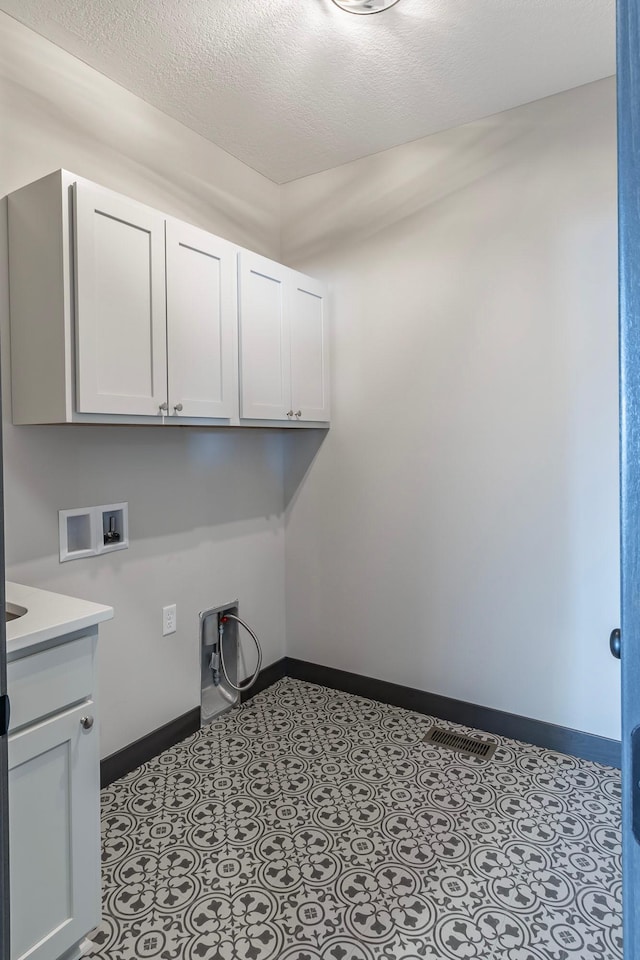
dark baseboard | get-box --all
[100,708,200,788]
[285,657,621,769]
[100,658,288,787]
[241,657,287,703]
[101,656,620,785]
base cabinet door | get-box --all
[9,702,100,960]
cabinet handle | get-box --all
[158,402,168,413]
[287,410,294,418]
[173,403,183,413]
[295,410,302,418]
[80,715,94,731]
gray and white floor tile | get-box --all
[85,678,622,960]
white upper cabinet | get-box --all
[238,252,291,420]
[7,170,329,428]
[239,252,329,423]
[165,219,236,419]
[290,274,330,423]
[74,181,168,416]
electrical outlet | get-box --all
[162,604,177,636]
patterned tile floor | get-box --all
[86,678,622,960]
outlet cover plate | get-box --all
[163,604,177,636]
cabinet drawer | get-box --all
[8,635,95,731]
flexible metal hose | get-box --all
[218,612,263,692]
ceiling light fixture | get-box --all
[331,0,402,13]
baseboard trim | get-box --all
[285,657,621,769]
[241,657,287,703]
[100,659,288,787]
[100,708,200,788]
[101,656,620,785]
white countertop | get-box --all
[6,581,113,659]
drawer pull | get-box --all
[80,715,94,731]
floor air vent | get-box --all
[423,725,497,760]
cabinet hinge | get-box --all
[0,694,9,737]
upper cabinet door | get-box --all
[73,182,168,416]
[289,272,330,423]
[238,252,291,421]
[166,220,237,419]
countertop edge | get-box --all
[6,580,114,660]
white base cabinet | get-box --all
[8,633,101,960]
[8,170,329,429]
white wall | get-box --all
[0,12,285,758]
[0,10,621,750]
[281,78,621,740]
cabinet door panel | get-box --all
[238,252,290,420]
[9,702,100,960]
[289,273,330,422]
[166,221,236,419]
[74,182,167,416]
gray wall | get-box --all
[0,12,285,758]
[281,78,621,740]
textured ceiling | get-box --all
[0,0,615,183]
